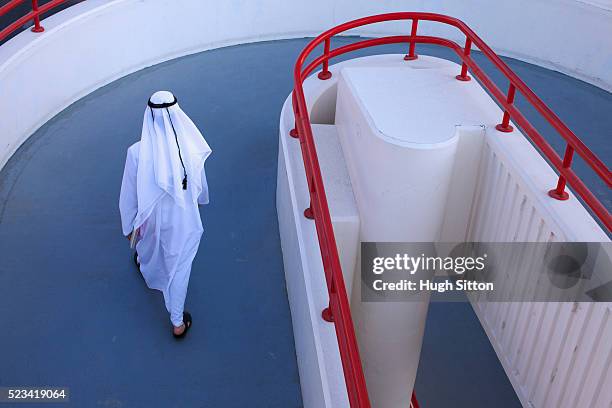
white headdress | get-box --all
[133,91,211,228]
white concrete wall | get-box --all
[310,124,361,299]
[464,126,610,408]
[277,127,336,408]
[277,97,354,408]
[439,125,487,241]
[1,0,611,169]
[335,66,451,408]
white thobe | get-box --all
[119,141,209,326]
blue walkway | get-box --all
[0,38,610,407]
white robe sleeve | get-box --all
[119,147,138,236]
[198,165,209,205]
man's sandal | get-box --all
[173,312,192,339]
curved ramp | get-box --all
[0,38,609,407]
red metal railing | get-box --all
[0,0,69,43]
[291,12,611,408]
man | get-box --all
[119,91,211,338]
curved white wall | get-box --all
[0,0,611,169]
[1,0,611,169]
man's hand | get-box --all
[126,233,132,241]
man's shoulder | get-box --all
[127,141,140,152]
[127,142,140,161]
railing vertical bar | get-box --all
[404,18,419,60]
[322,273,335,322]
[548,145,574,200]
[318,38,333,80]
[289,92,300,138]
[456,37,472,81]
[30,0,44,32]
[304,171,315,218]
[289,125,299,138]
[1,0,75,42]
[304,203,314,219]
[496,83,516,132]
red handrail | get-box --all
[291,12,611,408]
[0,0,69,43]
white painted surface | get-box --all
[277,106,362,407]
[339,67,470,146]
[277,134,332,408]
[335,57,524,408]
[1,0,611,170]
[335,65,455,408]
[439,125,486,241]
[334,56,510,243]
[463,125,610,408]
[309,125,361,298]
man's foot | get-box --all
[173,324,185,336]
[172,312,192,339]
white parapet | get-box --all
[277,119,360,407]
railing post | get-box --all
[456,38,472,81]
[304,204,314,219]
[322,305,334,322]
[411,392,420,408]
[304,172,315,219]
[496,84,516,132]
[290,93,300,138]
[548,145,573,200]
[289,125,299,138]
[322,277,335,322]
[31,0,45,33]
[318,38,332,80]
[404,19,419,61]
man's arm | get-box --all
[119,148,138,236]
[198,164,209,206]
